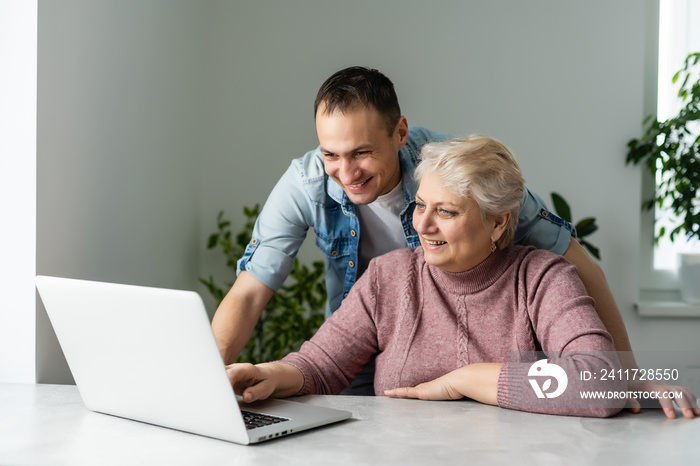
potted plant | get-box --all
[626,52,700,303]
[200,206,326,363]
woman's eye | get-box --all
[415,202,426,210]
[439,208,456,217]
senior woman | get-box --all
[227,136,625,417]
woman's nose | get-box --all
[414,211,435,233]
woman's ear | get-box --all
[490,212,511,244]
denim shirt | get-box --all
[238,127,575,317]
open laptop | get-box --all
[35,275,351,444]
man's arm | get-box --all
[211,271,275,365]
[211,155,320,364]
[564,237,700,419]
[563,238,632,353]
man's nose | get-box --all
[340,158,359,182]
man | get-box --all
[212,67,698,418]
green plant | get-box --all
[626,52,700,242]
[200,206,326,364]
[550,192,600,260]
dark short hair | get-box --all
[314,66,401,135]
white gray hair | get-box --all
[414,136,525,249]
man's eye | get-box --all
[355,151,370,157]
[323,153,338,160]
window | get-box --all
[637,0,700,313]
[653,0,700,271]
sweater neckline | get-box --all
[423,246,516,295]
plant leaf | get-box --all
[550,192,572,223]
[575,217,598,237]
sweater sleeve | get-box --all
[280,262,380,395]
[497,252,626,417]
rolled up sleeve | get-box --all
[237,162,315,292]
[514,186,575,256]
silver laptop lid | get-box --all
[35,275,250,443]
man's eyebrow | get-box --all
[320,144,374,155]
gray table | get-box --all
[0,383,698,465]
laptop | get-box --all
[35,275,351,444]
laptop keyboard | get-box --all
[241,410,290,430]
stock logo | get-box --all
[528,360,568,399]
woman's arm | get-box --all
[228,260,383,397]
[280,267,380,395]
[498,252,625,417]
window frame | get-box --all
[636,0,700,314]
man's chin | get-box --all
[343,190,378,205]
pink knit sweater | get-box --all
[282,245,624,417]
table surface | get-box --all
[1,383,698,465]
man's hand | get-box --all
[226,361,304,403]
[625,379,700,419]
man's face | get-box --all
[316,103,408,205]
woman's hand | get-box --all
[384,363,502,405]
[384,373,465,401]
[226,362,304,403]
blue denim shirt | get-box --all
[238,127,575,317]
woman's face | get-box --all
[413,172,508,273]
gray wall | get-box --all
[36,0,700,383]
[37,0,206,382]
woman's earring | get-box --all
[490,242,497,252]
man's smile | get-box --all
[346,177,372,190]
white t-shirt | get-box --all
[357,180,408,274]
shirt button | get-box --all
[351,230,357,237]
[252,238,258,244]
[344,293,348,298]
[541,210,549,218]
[331,250,338,256]
[349,261,355,268]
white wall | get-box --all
[33,0,700,383]
[0,0,37,383]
